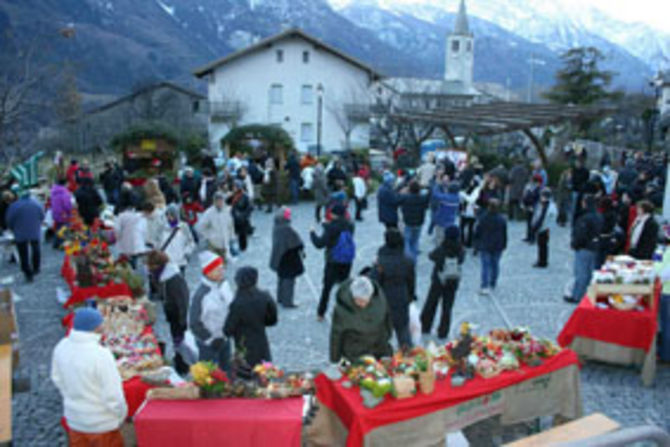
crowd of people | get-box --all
[0,146,667,445]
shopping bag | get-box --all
[409,302,422,346]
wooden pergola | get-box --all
[390,102,616,167]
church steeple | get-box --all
[444,0,474,88]
[453,0,471,36]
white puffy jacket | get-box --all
[51,330,127,433]
[114,210,146,256]
[196,205,234,254]
[161,222,195,267]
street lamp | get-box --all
[316,83,324,157]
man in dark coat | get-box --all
[327,160,347,190]
[398,181,431,263]
[474,199,507,294]
[377,171,400,229]
[224,267,278,369]
[180,167,201,201]
[100,161,122,205]
[285,153,301,204]
[330,276,393,363]
[571,159,590,225]
[310,204,355,321]
[74,178,103,226]
[6,191,44,282]
[567,195,603,303]
[269,207,304,308]
[507,161,529,221]
[375,229,415,348]
[628,200,659,260]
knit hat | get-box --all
[350,276,374,302]
[235,266,258,289]
[73,308,104,332]
[444,225,460,241]
[332,203,346,217]
[200,251,223,276]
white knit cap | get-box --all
[350,276,374,302]
[199,251,223,275]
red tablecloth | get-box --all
[134,398,304,447]
[61,255,133,308]
[557,281,660,352]
[315,349,579,447]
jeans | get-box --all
[354,198,364,221]
[197,338,231,375]
[572,249,596,301]
[16,240,40,280]
[277,276,296,306]
[318,262,352,317]
[289,178,300,204]
[480,250,502,289]
[460,217,475,247]
[421,278,458,339]
[537,229,549,266]
[395,323,413,349]
[403,225,422,263]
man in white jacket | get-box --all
[188,251,234,373]
[196,192,235,261]
[51,307,127,445]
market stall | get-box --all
[307,327,582,446]
[61,254,133,308]
[558,256,659,386]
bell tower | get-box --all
[445,0,474,89]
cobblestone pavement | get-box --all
[7,201,670,446]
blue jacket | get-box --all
[474,211,507,253]
[6,196,44,242]
[432,185,460,228]
[377,183,400,225]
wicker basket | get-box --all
[392,376,416,399]
[418,370,435,394]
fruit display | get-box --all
[590,257,657,310]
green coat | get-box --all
[330,278,393,363]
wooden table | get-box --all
[504,413,620,446]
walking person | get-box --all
[6,190,44,282]
[420,225,464,341]
[50,178,73,249]
[161,204,195,275]
[566,195,602,304]
[313,164,330,223]
[310,204,355,321]
[189,251,234,373]
[51,308,127,446]
[197,192,235,261]
[269,207,304,309]
[146,250,190,375]
[225,266,278,369]
[531,188,558,268]
[230,180,253,253]
[352,170,367,222]
[474,199,507,295]
[398,181,430,263]
[375,229,415,349]
[377,171,400,229]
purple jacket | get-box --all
[50,184,72,225]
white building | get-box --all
[652,70,670,144]
[193,28,383,153]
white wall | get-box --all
[207,36,373,153]
[660,85,670,116]
[444,35,474,89]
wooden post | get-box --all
[522,128,549,169]
[441,125,458,148]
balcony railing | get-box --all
[208,101,244,121]
[344,103,371,121]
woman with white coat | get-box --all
[114,203,146,268]
[196,192,236,261]
[352,171,367,222]
[161,204,195,275]
[459,177,481,248]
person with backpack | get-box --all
[375,229,415,348]
[420,225,464,340]
[310,204,355,321]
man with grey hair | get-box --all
[329,275,393,363]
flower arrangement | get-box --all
[190,361,230,398]
[253,361,285,385]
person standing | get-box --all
[417,153,436,188]
[146,251,190,375]
[50,178,73,249]
[421,225,464,340]
[285,152,301,204]
[459,177,481,249]
[531,188,557,268]
[596,197,619,268]
[197,192,235,261]
[189,251,234,373]
[6,190,44,282]
[262,158,279,213]
[180,167,200,201]
[114,203,146,269]
[521,175,542,243]
[66,159,80,192]
[74,178,103,227]
[628,200,659,260]
[507,160,529,221]
[310,204,355,321]
[375,229,415,349]
[313,164,330,223]
[377,171,400,229]
[352,170,367,222]
[230,180,253,253]
[143,179,166,210]
[398,181,430,263]
[432,177,460,247]
[474,200,507,295]
[225,266,278,369]
[100,161,122,206]
[161,205,195,275]
[571,159,590,225]
[269,208,304,309]
[51,308,127,446]
[329,276,393,363]
[556,167,573,226]
[141,202,166,253]
[566,195,602,304]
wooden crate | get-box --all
[587,283,655,308]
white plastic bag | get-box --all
[409,302,422,346]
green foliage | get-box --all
[545,161,569,188]
[179,132,208,165]
[221,124,294,155]
[544,47,622,106]
[110,122,179,150]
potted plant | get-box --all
[415,352,435,394]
